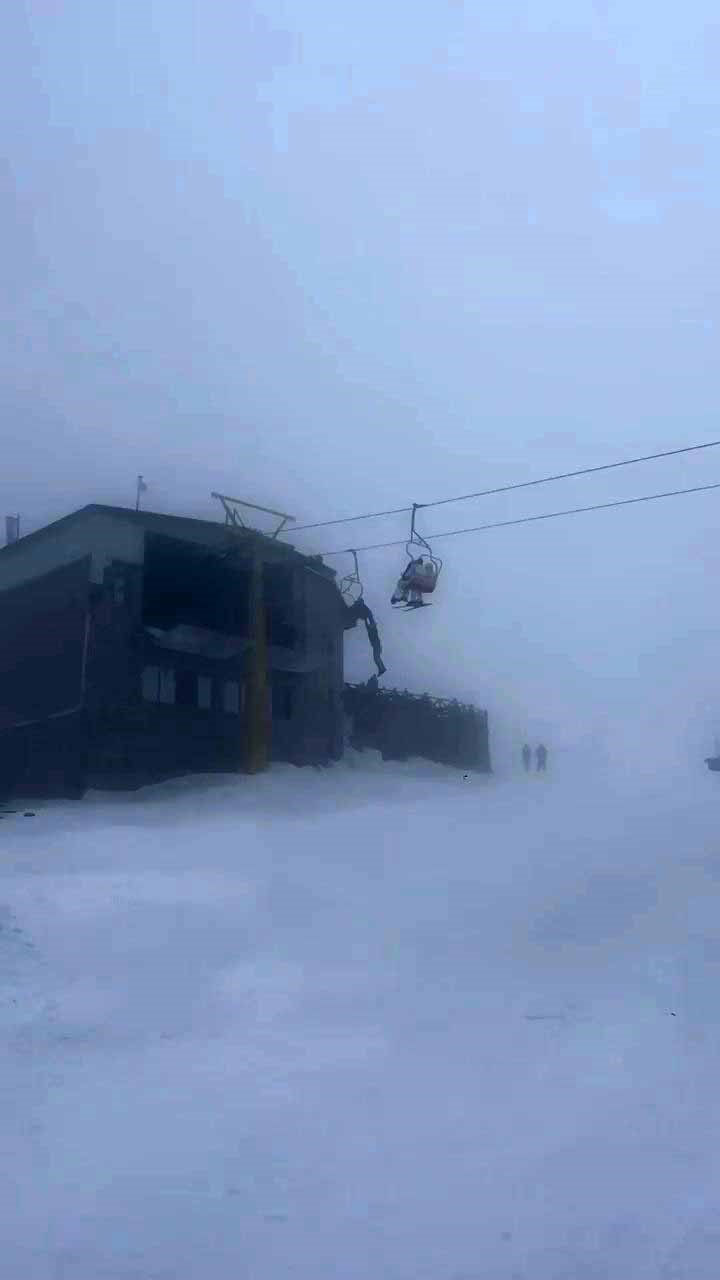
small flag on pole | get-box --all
[136,475,148,511]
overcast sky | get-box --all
[2,0,718,767]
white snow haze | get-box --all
[4,761,720,1279]
[2,0,720,1275]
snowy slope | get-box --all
[2,753,720,1279]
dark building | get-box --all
[0,505,347,795]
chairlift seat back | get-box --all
[406,556,439,594]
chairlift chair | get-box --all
[391,505,443,610]
[340,550,386,678]
[338,550,363,607]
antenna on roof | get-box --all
[211,492,296,538]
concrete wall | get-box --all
[0,711,88,799]
[86,704,245,788]
[86,562,146,716]
[0,558,94,796]
[0,511,145,591]
[0,557,91,728]
[294,567,346,763]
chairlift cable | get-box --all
[285,438,720,534]
[320,479,720,558]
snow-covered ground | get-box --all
[3,751,720,1279]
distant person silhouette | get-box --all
[522,744,532,773]
[536,743,548,773]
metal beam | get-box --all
[211,493,296,538]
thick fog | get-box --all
[2,0,718,772]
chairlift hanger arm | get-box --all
[409,503,433,555]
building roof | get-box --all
[0,503,336,579]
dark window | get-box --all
[142,666,176,704]
[142,666,160,702]
[159,669,176,704]
[224,681,241,714]
[267,616,297,649]
[264,566,297,649]
[176,670,198,708]
[142,533,250,633]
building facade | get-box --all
[0,505,347,796]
